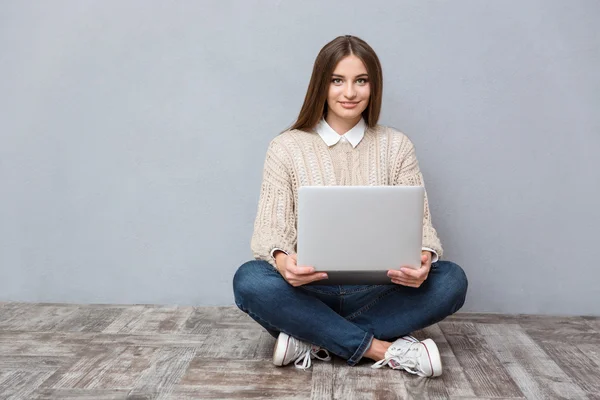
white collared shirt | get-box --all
[271,117,439,264]
[315,116,366,148]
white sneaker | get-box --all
[371,335,442,377]
[272,332,331,370]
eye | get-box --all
[332,78,342,84]
[357,78,368,85]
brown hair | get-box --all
[286,35,383,133]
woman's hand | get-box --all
[387,251,433,288]
[275,253,328,287]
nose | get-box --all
[344,82,356,99]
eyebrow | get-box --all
[332,73,369,78]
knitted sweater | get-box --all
[250,124,443,267]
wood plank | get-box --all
[77,303,149,309]
[101,306,147,334]
[197,327,269,359]
[575,342,600,400]
[31,388,129,400]
[128,347,196,400]
[173,358,312,400]
[414,324,476,398]
[477,323,589,399]
[211,306,257,328]
[0,370,55,400]
[0,331,98,357]
[0,355,72,372]
[111,306,194,335]
[529,336,600,399]
[40,345,127,389]
[310,355,334,400]
[81,346,159,389]
[520,316,599,343]
[176,307,216,335]
[440,322,524,398]
[90,333,206,348]
[448,397,526,400]
[52,307,125,333]
[582,316,600,332]
[0,304,79,331]
[0,304,40,329]
[180,306,256,335]
[577,343,600,367]
[252,330,276,360]
[403,373,449,400]
[447,313,522,324]
[332,359,409,400]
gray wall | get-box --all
[1,1,599,315]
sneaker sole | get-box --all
[272,332,290,366]
[422,339,443,377]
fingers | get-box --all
[390,277,421,287]
[388,273,421,287]
[287,254,320,276]
[287,272,328,287]
[307,272,329,284]
[289,265,316,275]
[283,255,327,285]
[395,266,428,281]
[388,266,428,288]
[389,275,422,287]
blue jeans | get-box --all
[233,260,468,366]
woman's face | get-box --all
[326,54,370,125]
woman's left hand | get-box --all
[387,251,432,288]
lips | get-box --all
[340,101,359,109]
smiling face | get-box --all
[326,54,371,131]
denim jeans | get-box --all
[233,260,468,366]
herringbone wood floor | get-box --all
[0,302,599,399]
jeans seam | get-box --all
[343,285,379,294]
[345,286,398,321]
[448,273,468,313]
[238,303,282,333]
[347,331,374,366]
[235,300,276,330]
[299,286,336,295]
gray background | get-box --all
[1,1,599,315]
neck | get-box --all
[325,114,362,135]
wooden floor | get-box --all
[0,303,599,400]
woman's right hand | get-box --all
[275,253,328,287]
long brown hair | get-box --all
[286,35,383,133]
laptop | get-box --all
[297,185,424,285]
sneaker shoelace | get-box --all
[371,335,425,375]
[293,342,332,370]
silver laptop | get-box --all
[297,185,424,285]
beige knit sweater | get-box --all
[250,124,443,267]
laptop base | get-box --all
[305,271,394,286]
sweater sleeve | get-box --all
[392,136,444,259]
[250,139,297,267]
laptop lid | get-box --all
[297,186,424,275]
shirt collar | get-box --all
[316,117,366,148]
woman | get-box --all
[232,35,468,378]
